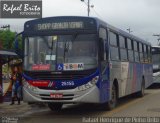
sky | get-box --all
[0,0,160,45]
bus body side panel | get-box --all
[120,62,131,97]
[125,63,143,95]
[109,61,121,99]
[116,62,151,97]
[110,62,153,98]
[143,64,153,88]
[98,67,110,103]
[110,61,139,98]
[129,63,152,93]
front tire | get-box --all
[48,103,63,111]
[107,84,117,110]
[102,84,118,110]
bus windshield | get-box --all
[153,54,160,64]
[152,53,160,71]
[24,34,98,71]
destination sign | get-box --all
[24,17,97,33]
[36,22,84,30]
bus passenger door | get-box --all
[99,28,109,103]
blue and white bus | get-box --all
[18,16,152,110]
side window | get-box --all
[110,47,119,60]
[143,45,148,63]
[127,38,134,62]
[134,52,139,62]
[99,28,107,60]
[143,45,146,52]
[110,32,117,46]
[120,49,127,61]
[128,50,134,61]
[127,38,132,50]
[119,36,126,48]
[99,28,107,40]
[140,53,144,62]
[139,43,144,62]
[134,41,138,51]
[148,46,151,63]
[119,35,127,61]
[139,43,143,52]
[134,41,139,62]
[110,31,119,61]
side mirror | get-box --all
[14,32,23,58]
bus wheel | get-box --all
[137,78,145,97]
[105,84,117,110]
[48,103,63,111]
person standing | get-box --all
[10,66,22,105]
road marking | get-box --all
[98,89,160,117]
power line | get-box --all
[80,0,104,20]
[91,7,104,20]
[80,0,91,16]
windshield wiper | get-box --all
[41,36,52,49]
[63,34,78,62]
[25,37,29,57]
[50,39,54,60]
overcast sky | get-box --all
[0,0,160,45]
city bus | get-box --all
[17,16,153,111]
[152,46,160,83]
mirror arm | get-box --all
[14,31,23,58]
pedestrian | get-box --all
[10,66,22,105]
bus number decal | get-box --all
[61,81,75,86]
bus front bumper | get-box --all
[23,85,100,103]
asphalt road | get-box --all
[1,85,160,123]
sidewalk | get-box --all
[0,102,48,117]
[0,102,31,116]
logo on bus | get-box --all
[57,63,84,71]
[57,64,63,71]
[48,81,55,87]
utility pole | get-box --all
[153,34,160,46]
[81,0,94,17]
[88,0,90,17]
[127,27,133,34]
[1,25,10,31]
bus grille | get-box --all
[37,87,76,90]
[24,69,95,80]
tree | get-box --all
[0,30,22,50]
[0,39,2,49]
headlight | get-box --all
[23,80,38,92]
[77,76,99,91]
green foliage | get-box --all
[2,64,11,74]
[0,30,22,50]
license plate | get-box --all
[50,93,63,98]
